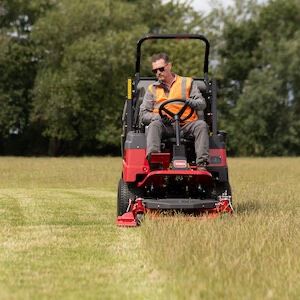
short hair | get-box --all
[151,53,170,63]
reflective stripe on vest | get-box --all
[152,84,156,100]
[181,77,186,99]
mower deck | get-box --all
[116,195,233,227]
[143,198,218,209]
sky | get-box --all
[189,0,267,13]
[190,0,235,13]
[162,0,238,13]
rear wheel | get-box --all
[117,179,142,216]
[212,182,231,199]
[214,182,232,200]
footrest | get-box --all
[149,153,171,169]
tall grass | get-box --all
[0,157,299,299]
[141,158,300,299]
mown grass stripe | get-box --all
[0,185,166,299]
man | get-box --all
[139,53,209,170]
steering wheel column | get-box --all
[158,99,195,170]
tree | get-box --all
[0,36,36,136]
[211,0,300,155]
[30,0,204,155]
[0,0,55,154]
[5,0,299,156]
[0,0,205,155]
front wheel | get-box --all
[117,179,142,216]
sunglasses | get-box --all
[152,64,168,74]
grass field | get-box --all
[0,157,299,300]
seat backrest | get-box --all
[133,79,155,128]
[137,79,156,94]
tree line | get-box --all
[0,0,299,156]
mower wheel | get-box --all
[136,213,145,225]
[117,179,142,216]
[215,182,232,198]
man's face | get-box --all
[152,58,172,82]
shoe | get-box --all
[197,166,207,171]
[146,151,160,162]
[197,162,208,171]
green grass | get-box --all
[0,157,299,299]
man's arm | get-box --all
[186,81,207,111]
[139,86,161,125]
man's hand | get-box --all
[161,115,172,126]
[150,114,172,125]
[151,114,161,122]
[185,98,199,109]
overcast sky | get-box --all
[162,0,237,13]
[189,0,267,13]
[190,0,235,13]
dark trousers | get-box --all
[146,119,209,165]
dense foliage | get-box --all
[213,0,300,155]
[0,0,299,155]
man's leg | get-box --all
[146,120,169,158]
[182,120,209,165]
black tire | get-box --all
[117,179,142,216]
[214,182,232,202]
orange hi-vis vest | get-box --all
[149,75,198,123]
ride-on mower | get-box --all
[117,34,233,227]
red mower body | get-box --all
[117,138,233,227]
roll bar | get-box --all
[135,34,210,75]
